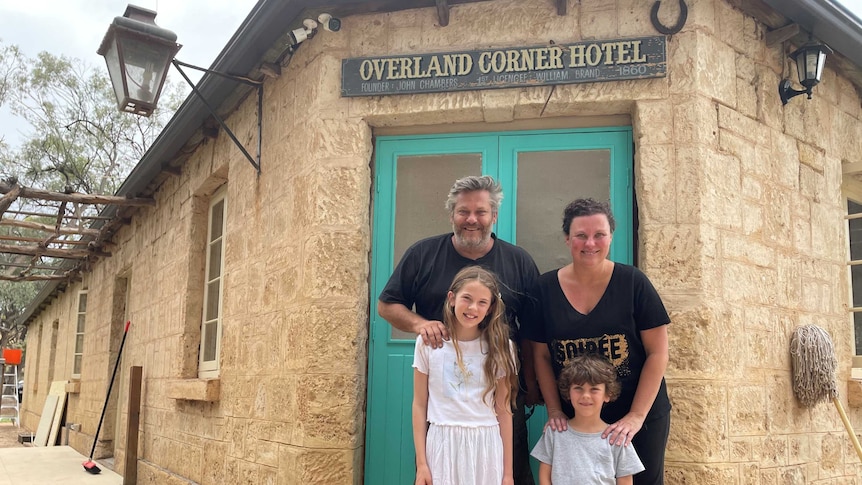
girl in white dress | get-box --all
[412,266,518,485]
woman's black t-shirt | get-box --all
[522,263,672,423]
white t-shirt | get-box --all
[413,336,507,427]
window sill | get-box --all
[166,378,220,402]
[65,381,81,394]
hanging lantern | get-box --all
[97,5,181,117]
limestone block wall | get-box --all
[18,0,862,483]
[20,288,76,431]
[646,2,861,482]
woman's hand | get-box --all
[545,408,569,432]
[415,464,433,485]
[502,475,515,485]
[602,412,645,446]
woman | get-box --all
[524,198,671,485]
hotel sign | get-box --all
[341,36,665,97]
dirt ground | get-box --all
[0,423,28,448]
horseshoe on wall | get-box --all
[650,0,688,35]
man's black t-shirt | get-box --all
[379,233,539,340]
[522,263,672,423]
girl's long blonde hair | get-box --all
[442,266,518,411]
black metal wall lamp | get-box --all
[779,40,832,105]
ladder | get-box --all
[0,356,19,427]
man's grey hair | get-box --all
[444,175,503,215]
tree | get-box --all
[0,40,183,345]
[0,277,38,348]
[2,45,183,196]
[0,43,22,157]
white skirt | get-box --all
[425,424,503,485]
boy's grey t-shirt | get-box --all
[530,427,645,484]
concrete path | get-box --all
[0,446,122,484]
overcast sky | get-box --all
[842,0,862,17]
[2,0,862,148]
[0,0,257,146]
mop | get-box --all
[83,321,131,474]
[790,324,862,462]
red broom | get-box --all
[83,321,130,474]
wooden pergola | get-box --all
[0,178,155,282]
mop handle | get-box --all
[88,321,131,460]
[833,397,862,462]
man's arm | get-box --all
[377,238,451,348]
[515,250,542,404]
[518,338,541,405]
[377,301,449,348]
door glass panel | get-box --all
[516,150,610,273]
[392,153,482,339]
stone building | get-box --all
[14,0,862,483]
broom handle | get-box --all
[88,321,131,460]
[832,397,862,462]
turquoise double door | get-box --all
[366,127,633,484]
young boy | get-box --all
[530,353,645,485]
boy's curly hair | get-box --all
[558,353,621,402]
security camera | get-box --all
[289,27,308,45]
[318,13,342,32]
[289,19,321,47]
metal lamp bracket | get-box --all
[435,0,449,26]
[778,79,811,105]
[555,0,566,15]
[172,60,263,174]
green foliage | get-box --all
[0,43,20,103]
